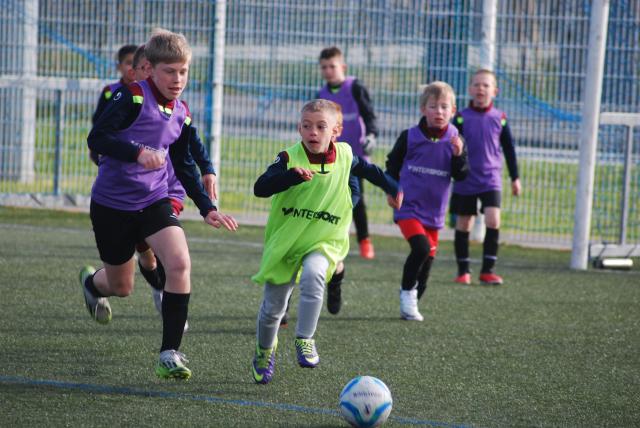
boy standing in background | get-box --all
[317,46,379,260]
[450,69,521,285]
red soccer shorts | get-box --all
[397,218,439,257]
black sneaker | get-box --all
[327,268,344,314]
[280,294,292,327]
[327,281,341,314]
[280,310,289,327]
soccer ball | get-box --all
[339,376,393,428]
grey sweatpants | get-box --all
[257,251,329,349]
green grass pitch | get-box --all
[0,206,638,427]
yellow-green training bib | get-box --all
[252,142,353,285]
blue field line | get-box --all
[0,375,469,427]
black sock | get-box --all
[454,230,471,275]
[353,197,369,242]
[481,227,499,273]
[329,267,345,288]
[401,235,429,290]
[138,260,163,291]
[160,292,190,352]
[416,256,434,300]
[84,269,106,298]
[156,257,166,288]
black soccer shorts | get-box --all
[90,198,181,265]
[449,190,501,216]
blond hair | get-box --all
[471,68,498,86]
[301,99,342,121]
[145,28,191,66]
[419,81,456,108]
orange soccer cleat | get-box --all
[359,238,375,260]
[454,273,471,285]
[479,272,503,285]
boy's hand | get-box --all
[137,148,165,169]
[291,167,314,181]
[451,135,463,157]
[204,209,238,231]
[386,191,403,209]
[363,134,376,156]
[511,178,522,196]
[202,173,217,201]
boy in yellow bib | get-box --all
[251,99,401,384]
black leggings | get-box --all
[401,235,434,297]
[353,178,369,242]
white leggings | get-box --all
[257,251,329,349]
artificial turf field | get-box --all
[0,206,638,427]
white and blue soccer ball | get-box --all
[339,375,393,428]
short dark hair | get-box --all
[319,46,343,61]
[132,45,146,68]
[117,44,138,64]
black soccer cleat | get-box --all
[327,281,341,314]
[326,268,344,315]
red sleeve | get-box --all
[127,82,143,97]
[181,100,192,121]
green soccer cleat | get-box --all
[79,265,112,324]
[252,337,278,384]
[295,338,320,368]
[155,350,192,380]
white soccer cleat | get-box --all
[155,349,191,380]
[400,289,424,321]
[80,266,112,324]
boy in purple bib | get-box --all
[386,82,468,321]
[91,44,138,126]
[450,69,521,285]
[318,46,379,260]
[89,44,138,165]
[124,45,218,330]
[80,29,238,380]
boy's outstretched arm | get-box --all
[254,152,308,197]
[351,155,399,200]
[170,130,237,231]
[182,101,218,200]
[187,124,217,200]
[348,174,361,207]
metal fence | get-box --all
[0,0,638,250]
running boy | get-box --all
[92,44,138,125]
[89,44,138,165]
[318,46,379,259]
[450,69,521,285]
[251,99,400,384]
[127,45,218,327]
[386,82,468,321]
[80,29,238,380]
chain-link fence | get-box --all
[1,0,638,249]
